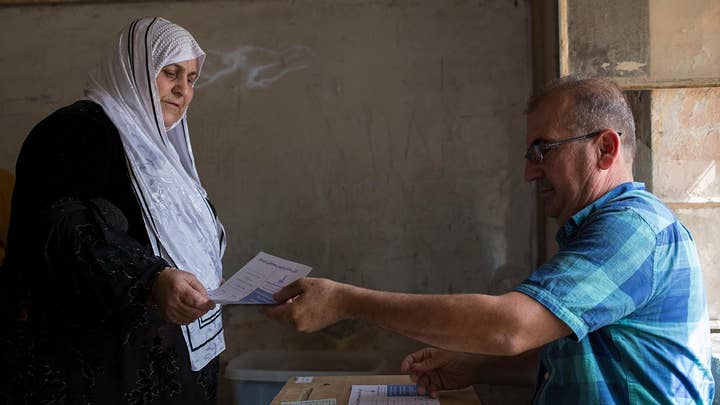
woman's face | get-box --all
[156,58,198,129]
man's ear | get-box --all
[597,130,621,170]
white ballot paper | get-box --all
[281,400,336,405]
[208,252,311,304]
[348,385,440,405]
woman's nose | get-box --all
[173,79,188,96]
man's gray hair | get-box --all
[527,75,636,160]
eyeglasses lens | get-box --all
[525,143,543,163]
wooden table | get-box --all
[270,375,481,404]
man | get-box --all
[266,76,715,403]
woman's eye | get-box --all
[163,70,177,79]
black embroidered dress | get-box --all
[0,100,218,405]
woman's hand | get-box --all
[151,267,215,324]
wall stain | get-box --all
[199,45,313,90]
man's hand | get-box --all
[151,267,215,325]
[264,277,350,332]
[401,348,480,398]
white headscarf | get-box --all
[85,17,225,371]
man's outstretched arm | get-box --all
[265,277,570,355]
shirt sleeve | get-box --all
[516,207,657,341]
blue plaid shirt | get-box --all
[516,182,714,404]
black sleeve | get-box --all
[43,197,168,324]
[3,102,166,325]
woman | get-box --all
[1,17,225,404]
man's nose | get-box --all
[524,160,542,182]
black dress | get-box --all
[0,101,218,405]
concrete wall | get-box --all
[567,0,720,79]
[649,0,720,79]
[568,0,650,77]
[0,0,534,400]
[651,88,720,204]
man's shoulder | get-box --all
[596,189,677,235]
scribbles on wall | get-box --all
[198,45,313,89]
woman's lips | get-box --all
[163,100,181,110]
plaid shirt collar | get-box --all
[557,182,646,245]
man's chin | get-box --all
[540,194,557,209]
[542,204,561,220]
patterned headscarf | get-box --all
[85,17,225,371]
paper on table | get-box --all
[207,252,312,304]
[348,385,440,405]
[281,400,336,405]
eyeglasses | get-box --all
[524,130,622,163]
